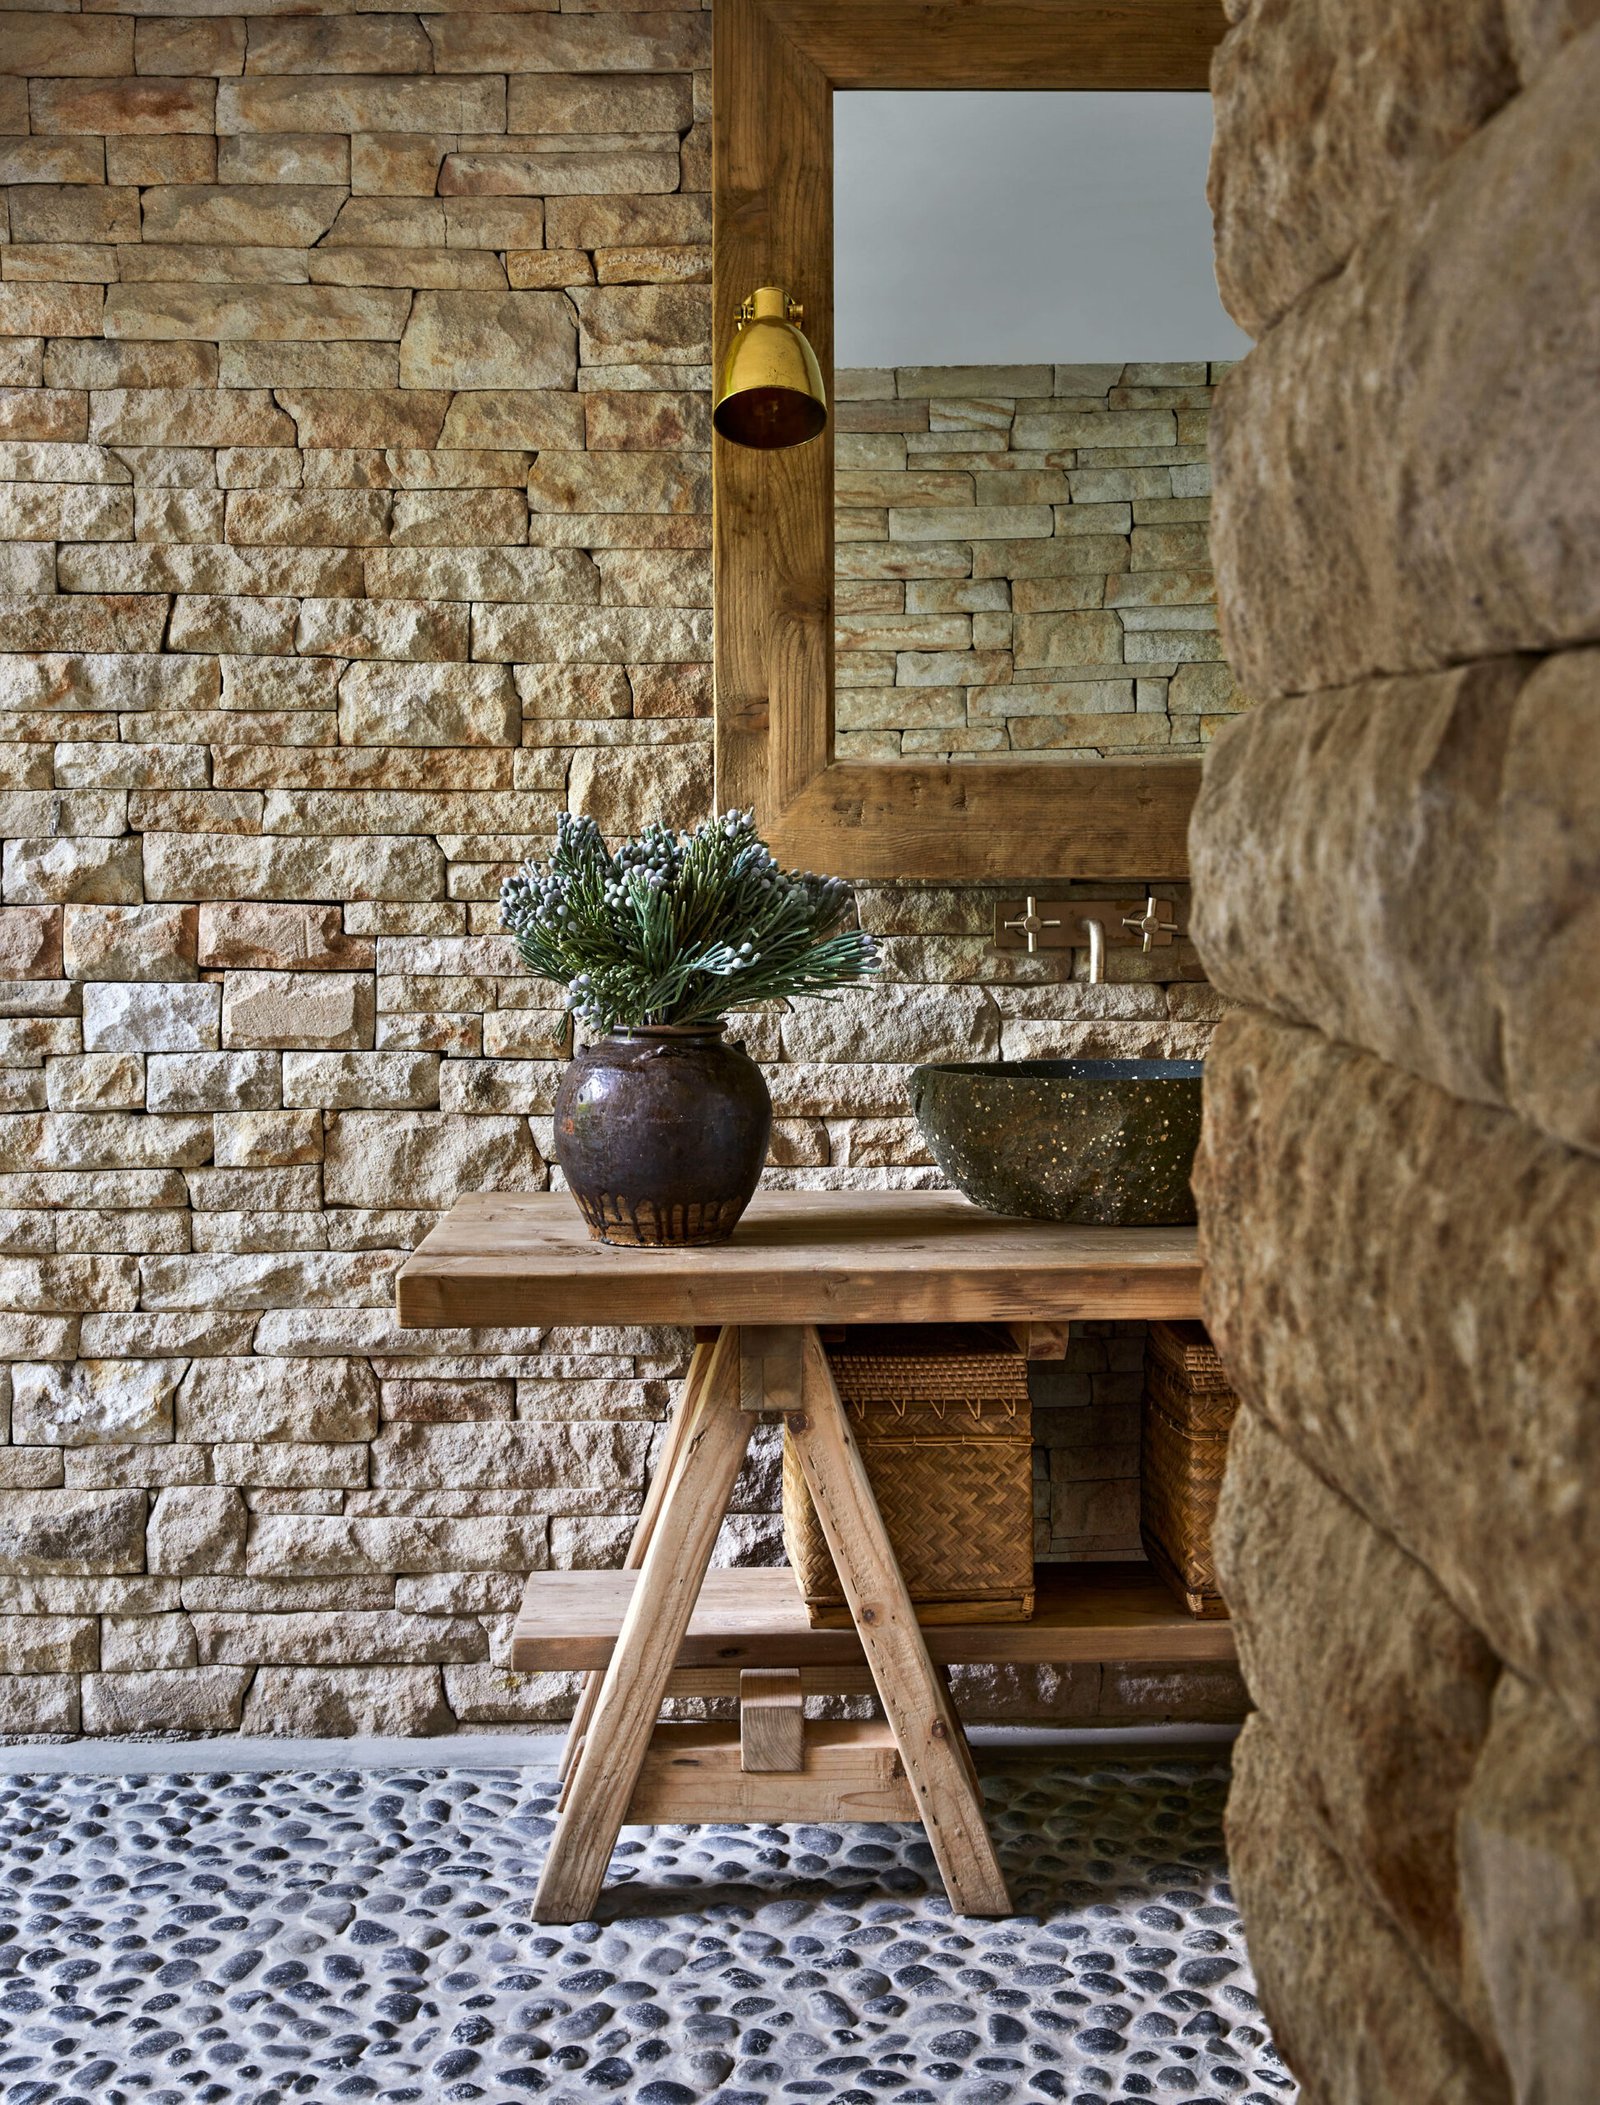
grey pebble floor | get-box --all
[0,1759,1297,2105]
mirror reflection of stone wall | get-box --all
[834,361,1250,761]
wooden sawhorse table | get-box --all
[397,1188,1215,1923]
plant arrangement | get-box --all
[501,808,879,1035]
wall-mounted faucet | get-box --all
[1121,894,1180,953]
[992,893,1184,981]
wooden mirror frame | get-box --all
[713,0,1228,879]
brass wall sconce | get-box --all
[712,284,828,450]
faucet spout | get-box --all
[1084,917,1106,984]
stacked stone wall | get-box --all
[1195,4,1600,2097]
[0,3,1238,1738]
[832,362,1247,761]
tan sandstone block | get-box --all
[1458,1670,1600,2101]
[177,1356,378,1443]
[243,16,434,75]
[99,1614,197,1672]
[0,1615,96,1675]
[1196,1010,1600,1737]
[1226,1716,1512,2105]
[46,1055,145,1114]
[82,1665,251,1735]
[1210,32,1600,697]
[0,907,62,980]
[0,1675,79,1735]
[31,77,218,135]
[135,17,246,78]
[1209,0,1516,335]
[62,903,197,983]
[198,902,373,974]
[4,838,144,906]
[241,1664,452,1736]
[337,662,519,748]
[221,970,374,1051]
[146,1053,279,1116]
[1,16,133,76]
[213,1111,323,1169]
[104,284,411,344]
[146,1485,248,1577]
[323,1110,541,1210]
[399,289,577,391]
[1503,0,1600,79]
[567,743,710,835]
[528,450,706,517]
[1216,1408,1499,2017]
[218,76,506,136]
[0,1489,147,1577]
[143,833,445,903]
[1189,660,1526,1109]
[140,183,345,248]
[194,1610,483,1668]
[570,284,708,366]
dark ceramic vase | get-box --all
[553,1023,772,1247]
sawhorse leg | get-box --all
[533,1325,753,1922]
[558,1333,716,1786]
[533,1323,1011,1922]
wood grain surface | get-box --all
[397,1189,1203,1330]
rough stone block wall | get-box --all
[833,362,1246,761]
[1195,4,1600,2098]
[0,3,1239,1738]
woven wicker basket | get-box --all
[1139,1320,1240,1619]
[783,1324,1035,1627]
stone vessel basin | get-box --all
[910,1058,1205,1226]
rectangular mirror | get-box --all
[713,0,1231,880]
[832,91,1248,766]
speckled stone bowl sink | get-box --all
[910,1058,1205,1225]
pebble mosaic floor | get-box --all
[0,1758,1298,2105]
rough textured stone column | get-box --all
[1199,2,1600,2094]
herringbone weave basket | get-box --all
[1139,1320,1240,1618]
[783,1324,1034,1627]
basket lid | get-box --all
[1148,1320,1234,1388]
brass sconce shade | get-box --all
[713,284,828,450]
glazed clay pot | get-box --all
[554,1023,772,1247]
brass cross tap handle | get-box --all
[1120,894,1180,953]
[1001,895,1063,955]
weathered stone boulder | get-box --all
[1226,1715,1512,2105]
[1209,0,1516,336]
[1458,1669,1600,2103]
[1197,1010,1600,1738]
[1190,660,1524,1109]
[1492,649,1600,1158]
[1210,27,1600,698]
[1503,0,1600,81]
[1216,1407,1499,2015]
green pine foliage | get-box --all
[501,809,880,1034]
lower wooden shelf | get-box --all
[624,1720,918,1823]
[512,1559,1234,1678]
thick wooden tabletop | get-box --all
[396,1188,1202,1329]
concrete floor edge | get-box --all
[0,1720,1241,1776]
